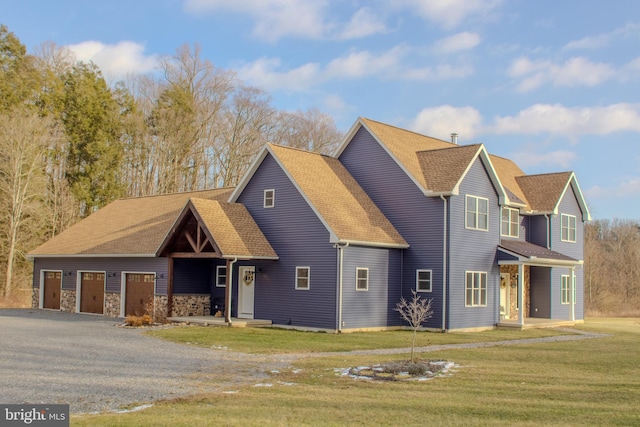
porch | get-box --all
[497,317,583,330]
[168,315,273,328]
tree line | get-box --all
[0,25,343,297]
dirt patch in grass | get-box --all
[340,359,457,381]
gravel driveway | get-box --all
[0,309,292,414]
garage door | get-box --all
[43,271,61,310]
[125,273,154,316]
[80,272,105,314]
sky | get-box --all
[3,0,640,220]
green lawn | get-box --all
[146,324,566,353]
[74,319,640,426]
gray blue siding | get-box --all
[530,266,551,318]
[528,215,549,248]
[340,245,402,329]
[339,127,445,329]
[448,158,501,330]
[236,153,338,329]
[33,257,169,294]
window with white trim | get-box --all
[466,195,489,231]
[465,271,487,307]
[501,207,519,238]
[561,214,576,242]
[295,267,310,290]
[416,270,432,292]
[561,274,576,304]
[356,268,369,291]
[216,265,227,287]
[264,189,275,208]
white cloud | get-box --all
[409,103,640,142]
[395,0,502,29]
[238,45,472,91]
[237,57,321,91]
[585,178,640,199]
[432,32,481,54]
[184,0,388,42]
[490,103,640,136]
[67,40,158,80]
[411,105,483,140]
[337,7,388,40]
[511,150,576,169]
[508,56,615,92]
[184,0,328,42]
[564,22,640,50]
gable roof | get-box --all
[231,144,408,248]
[28,188,233,257]
[489,155,530,208]
[338,117,506,201]
[517,172,591,221]
[157,198,278,259]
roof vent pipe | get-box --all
[450,133,458,144]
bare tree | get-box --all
[395,290,434,362]
[0,109,57,296]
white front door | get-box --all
[238,266,255,319]
[500,273,510,320]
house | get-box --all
[28,117,590,331]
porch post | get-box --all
[518,264,525,327]
[225,258,237,325]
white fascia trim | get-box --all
[335,239,410,249]
[332,117,365,158]
[454,145,507,205]
[498,259,583,268]
[228,145,270,203]
[267,145,341,243]
[552,172,592,222]
[344,118,429,196]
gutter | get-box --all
[440,195,448,332]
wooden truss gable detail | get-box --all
[184,223,211,254]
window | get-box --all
[501,207,519,238]
[561,214,576,242]
[466,195,489,231]
[561,274,576,304]
[296,267,310,290]
[356,268,369,291]
[264,189,275,208]
[416,270,432,292]
[465,271,487,307]
[216,266,227,287]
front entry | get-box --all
[124,273,154,316]
[500,273,511,320]
[238,266,255,319]
[43,271,61,310]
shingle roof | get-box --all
[268,144,408,248]
[361,118,455,191]
[188,198,277,259]
[499,239,578,264]
[417,144,482,193]
[28,188,233,257]
[489,155,530,208]
[516,172,573,213]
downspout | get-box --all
[225,257,238,326]
[440,195,448,332]
[544,214,551,249]
[335,243,349,333]
[570,267,576,322]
